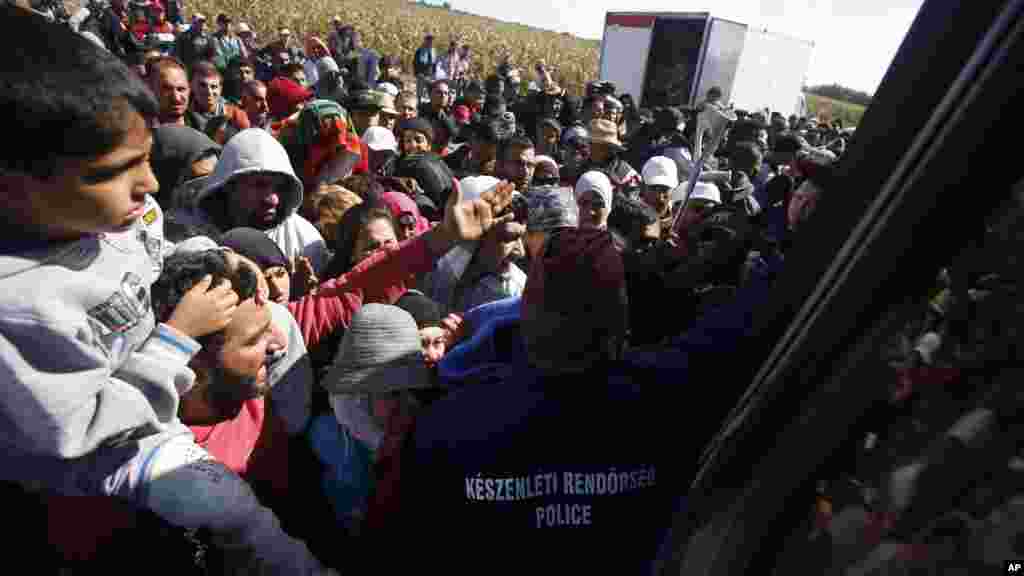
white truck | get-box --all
[598,11,814,117]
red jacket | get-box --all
[289,232,440,350]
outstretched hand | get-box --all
[428,179,516,255]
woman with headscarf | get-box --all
[149,125,222,211]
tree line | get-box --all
[804,83,873,107]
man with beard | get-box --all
[170,128,331,274]
[240,79,272,131]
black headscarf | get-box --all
[150,125,221,211]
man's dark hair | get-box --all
[151,249,258,352]
[0,5,159,179]
[147,55,188,83]
[191,60,221,81]
[707,86,723,101]
[609,193,658,242]
[283,62,304,76]
[323,199,396,279]
[501,135,535,161]
[471,120,501,144]
[730,141,764,175]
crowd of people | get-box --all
[18,1,1018,574]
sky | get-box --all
[452,0,925,94]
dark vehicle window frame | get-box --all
[658,0,1024,573]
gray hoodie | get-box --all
[0,196,329,574]
[170,128,330,274]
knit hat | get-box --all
[398,117,434,143]
[521,228,628,373]
[574,171,613,209]
[526,186,578,232]
[321,303,433,394]
[220,227,290,271]
[362,126,398,153]
[395,290,443,329]
[641,156,679,189]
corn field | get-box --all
[189,0,601,95]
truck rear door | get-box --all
[640,13,709,108]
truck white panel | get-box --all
[694,18,748,106]
[730,28,814,117]
[599,24,654,104]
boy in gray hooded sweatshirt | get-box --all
[0,8,333,574]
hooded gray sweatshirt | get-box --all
[170,128,330,274]
[0,196,329,574]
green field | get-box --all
[805,92,868,127]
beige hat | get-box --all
[192,12,206,21]
[589,118,623,148]
[236,22,252,34]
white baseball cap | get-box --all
[362,126,398,153]
[672,181,722,205]
[459,175,501,203]
[641,156,679,189]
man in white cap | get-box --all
[363,125,399,176]
[674,181,722,235]
[575,171,613,231]
[640,156,679,238]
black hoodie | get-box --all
[150,125,221,211]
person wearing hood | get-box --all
[314,55,347,104]
[150,125,222,211]
[575,171,613,231]
[0,14,339,574]
[381,189,430,241]
[170,127,331,274]
[279,99,366,192]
